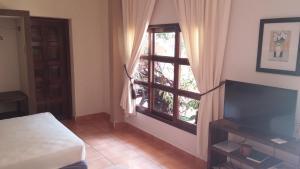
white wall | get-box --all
[150,0,178,25]
[126,0,198,157]
[126,113,197,155]
[0,0,110,117]
[223,0,300,126]
[0,17,21,92]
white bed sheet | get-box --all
[0,113,85,169]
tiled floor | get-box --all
[64,113,205,169]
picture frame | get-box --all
[256,17,300,76]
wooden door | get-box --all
[30,17,72,120]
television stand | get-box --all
[208,119,300,169]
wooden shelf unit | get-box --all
[0,91,28,120]
[208,119,300,169]
[213,162,241,169]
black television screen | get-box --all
[224,80,298,139]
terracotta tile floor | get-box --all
[63,114,206,169]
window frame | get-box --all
[135,24,200,134]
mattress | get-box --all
[0,113,86,169]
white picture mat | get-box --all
[261,23,300,71]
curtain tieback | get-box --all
[123,64,137,99]
[199,81,226,98]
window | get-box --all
[134,24,200,134]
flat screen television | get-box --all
[224,80,298,139]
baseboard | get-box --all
[74,112,110,121]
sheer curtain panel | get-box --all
[174,0,232,160]
[120,0,156,116]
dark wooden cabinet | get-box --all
[30,17,72,120]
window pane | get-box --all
[154,32,175,56]
[180,33,188,58]
[134,59,148,82]
[179,65,199,93]
[141,33,149,55]
[136,85,148,108]
[154,62,174,87]
[179,96,199,124]
[153,89,173,116]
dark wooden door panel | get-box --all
[32,46,43,61]
[31,17,72,120]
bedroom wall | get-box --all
[0,17,21,92]
[0,0,110,117]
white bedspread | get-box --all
[0,113,85,169]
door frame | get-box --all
[31,17,73,119]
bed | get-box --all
[0,113,87,169]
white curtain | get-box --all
[120,0,156,116]
[174,0,232,160]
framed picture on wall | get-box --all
[256,17,300,76]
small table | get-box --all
[0,91,28,120]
